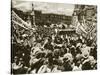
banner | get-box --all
[12,10,31,29]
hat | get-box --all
[14,56,18,59]
[82,44,86,48]
[22,34,28,37]
[89,56,96,64]
[63,53,73,62]
[19,58,23,61]
[76,43,82,47]
[76,54,83,60]
[89,56,94,61]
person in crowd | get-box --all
[62,53,73,71]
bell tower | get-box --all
[31,3,35,27]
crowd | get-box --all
[11,23,97,74]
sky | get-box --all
[12,0,75,16]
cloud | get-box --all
[12,0,75,16]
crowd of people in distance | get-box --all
[11,23,97,74]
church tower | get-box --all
[31,3,35,27]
